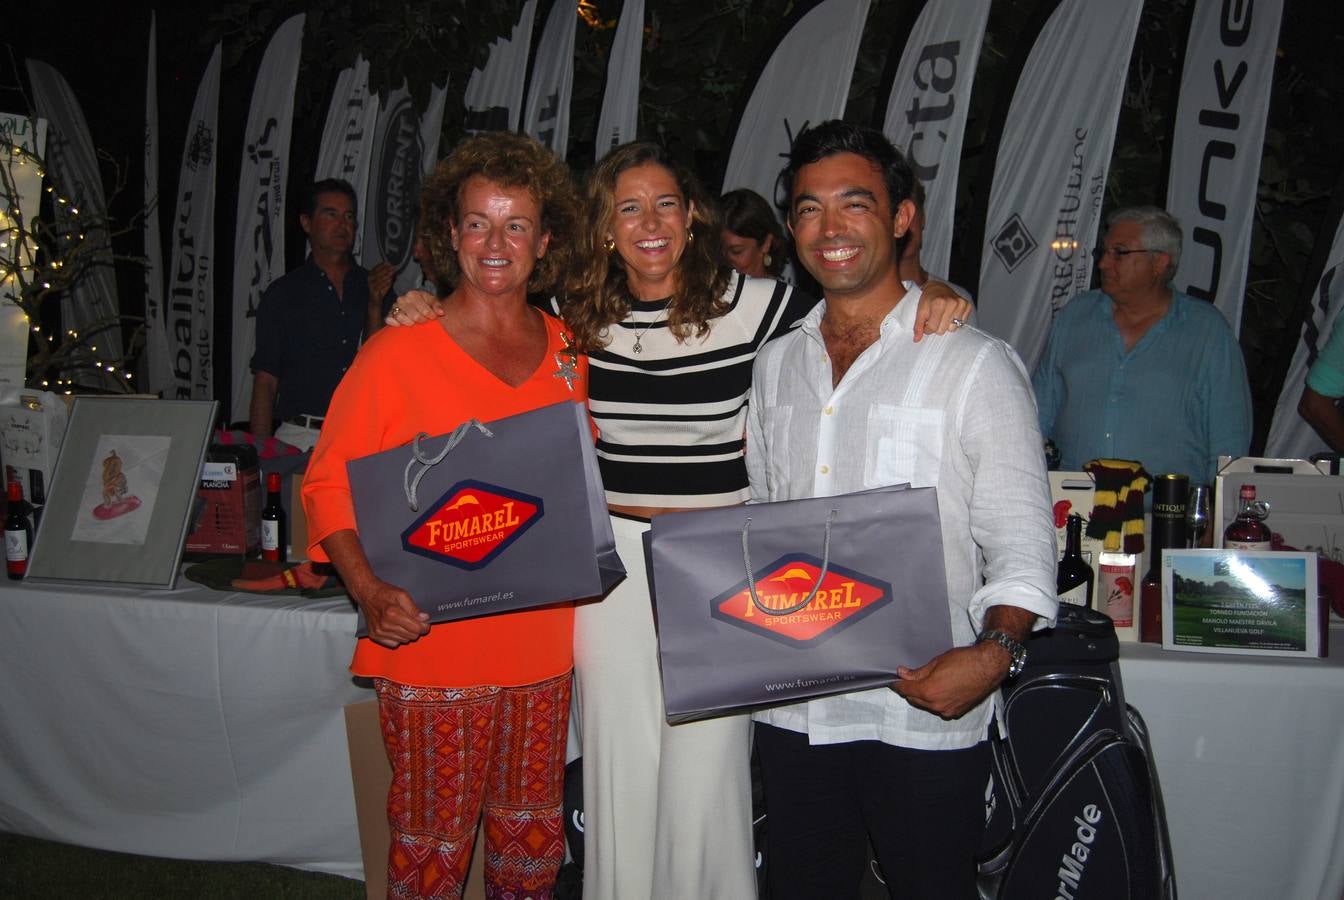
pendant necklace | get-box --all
[629,303,665,354]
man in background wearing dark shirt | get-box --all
[249,179,393,450]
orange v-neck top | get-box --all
[303,312,587,688]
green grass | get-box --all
[0,832,365,900]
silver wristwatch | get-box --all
[978,629,1028,677]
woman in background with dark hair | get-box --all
[719,187,786,279]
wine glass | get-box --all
[1186,484,1211,547]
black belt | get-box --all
[284,414,325,429]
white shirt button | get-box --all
[824,406,834,415]
[819,465,830,475]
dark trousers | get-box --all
[756,723,990,900]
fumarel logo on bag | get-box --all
[402,479,542,570]
[711,554,891,646]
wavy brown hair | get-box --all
[561,142,731,351]
[418,131,579,296]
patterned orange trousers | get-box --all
[375,672,571,899]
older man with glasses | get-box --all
[1032,206,1251,488]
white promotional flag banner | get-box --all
[882,0,991,279]
[0,114,46,390]
[230,13,305,424]
[593,0,644,159]
[142,15,171,397]
[722,0,871,211]
[523,0,577,159]
[1165,0,1284,334]
[26,59,124,369]
[975,0,1144,373]
[363,82,448,297]
[314,55,380,229]
[1264,218,1344,458]
[166,44,220,401]
[464,0,537,133]
[395,82,448,296]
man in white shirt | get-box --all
[745,120,1058,898]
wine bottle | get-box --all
[6,481,33,580]
[1140,473,1189,643]
[260,472,286,563]
[1057,513,1094,607]
[1224,484,1271,550]
[1098,549,1136,628]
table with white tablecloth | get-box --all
[1119,624,1344,900]
[2,573,1341,895]
[0,576,371,878]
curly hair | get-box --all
[561,142,731,352]
[719,188,786,277]
[417,132,579,297]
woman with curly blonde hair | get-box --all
[304,130,585,900]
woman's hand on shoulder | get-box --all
[913,281,973,342]
[386,289,446,327]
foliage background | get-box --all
[6,0,1343,447]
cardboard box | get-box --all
[289,472,308,561]
[1048,471,1146,641]
[184,445,261,557]
[1214,457,1344,561]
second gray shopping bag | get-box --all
[647,485,953,723]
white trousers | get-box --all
[574,515,755,900]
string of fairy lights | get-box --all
[1,138,136,393]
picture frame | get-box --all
[1162,548,1322,659]
[24,397,218,589]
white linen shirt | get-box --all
[746,286,1059,751]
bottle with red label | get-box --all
[6,481,33,580]
[260,472,286,563]
[1224,484,1271,550]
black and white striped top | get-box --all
[587,272,814,508]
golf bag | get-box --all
[977,604,1177,899]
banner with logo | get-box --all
[229,13,305,424]
[363,81,447,297]
[464,0,537,134]
[721,0,871,212]
[1165,0,1284,334]
[1264,215,1344,458]
[648,484,951,723]
[593,0,644,159]
[166,44,220,401]
[975,0,1144,373]
[141,15,170,397]
[0,113,46,389]
[522,0,577,159]
[881,0,992,279]
[26,59,124,371]
[314,55,380,232]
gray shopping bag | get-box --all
[647,485,952,723]
[347,401,624,636]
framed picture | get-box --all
[1162,549,1323,658]
[24,398,218,589]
